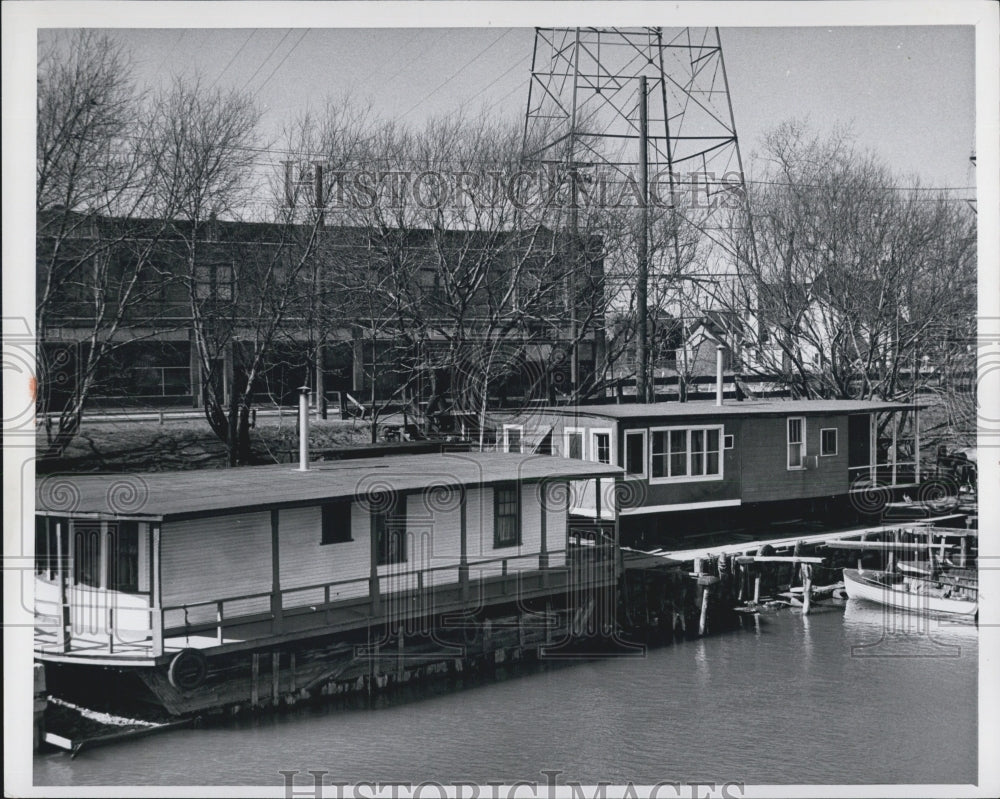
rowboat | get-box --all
[842,568,978,618]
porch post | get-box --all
[539,482,549,573]
[271,510,283,633]
[459,486,469,601]
[891,413,898,486]
[369,507,381,616]
[151,523,163,657]
[55,520,69,652]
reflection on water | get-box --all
[843,599,978,659]
[34,605,977,787]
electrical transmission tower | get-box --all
[522,27,752,398]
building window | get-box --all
[787,417,806,469]
[503,425,523,453]
[564,428,584,460]
[691,429,721,476]
[651,426,724,482]
[592,430,612,464]
[35,517,49,577]
[321,500,353,544]
[624,430,647,478]
[821,428,838,457]
[724,434,735,450]
[106,521,139,593]
[194,261,234,301]
[494,484,521,548]
[73,524,102,588]
[374,496,407,565]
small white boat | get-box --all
[843,568,978,618]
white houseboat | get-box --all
[34,452,622,714]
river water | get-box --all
[34,600,978,788]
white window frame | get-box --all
[724,434,735,450]
[564,427,585,460]
[820,427,838,457]
[502,424,524,454]
[787,416,807,470]
[649,425,725,484]
[590,428,614,465]
[623,429,648,479]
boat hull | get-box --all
[842,569,977,617]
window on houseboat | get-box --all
[821,428,838,456]
[374,497,407,566]
[565,430,584,459]
[73,524,102,588]
[321,499,353,544]
[624,430,646,477]
[787,417,806,468]
[593,432,611,464]
[35,517,49,577]
[35,518,68,581]
[504,425,523,453]
[494,484,521,548]
[651,427,723,479]
[691,429,720,476]
[106,521,139,593]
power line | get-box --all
[240,30,293,93]
[255,29,310,93]
[398,29,514,120]
[209,30,257,91]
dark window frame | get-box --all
[624,429,647,477]
[493,483,521,549]
[820,427,838,457]
[106,520,139,593]
[321,499,354,545]
[374,495,407,566]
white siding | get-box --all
[160,482,571,625]
[278,505,370,609]
[160,511,272,626]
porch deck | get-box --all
[34,544,618,667]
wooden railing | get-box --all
[38,541,618,659]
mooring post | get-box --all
[272,652,280,704]
[699,586,710,636]
[802,563,813,615]
[251,654,259,709]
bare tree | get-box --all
[724,122,976,405]
[145,78,326,465]
[36,31,182,457]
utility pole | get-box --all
[636,76,650,404]
[313,163,326,419]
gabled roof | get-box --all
[35,452,622,521]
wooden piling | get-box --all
[801,564,813,615]
[272,652,280,704]
[251,654,259,709]
[699,586,710,636]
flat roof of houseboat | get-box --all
[532,398,919,420]
[35,452,622,520]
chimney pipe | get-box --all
[716,345,725,406]
[298,385,311,471]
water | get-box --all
[34,601,977,787]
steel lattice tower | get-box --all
[522,26,751,306]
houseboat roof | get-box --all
[532,398,919,421]
[35,453,622,521]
